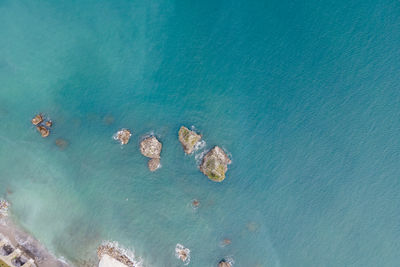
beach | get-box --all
[0,216,69,267]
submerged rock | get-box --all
[55,139,69,149]
[31,114,43,125]
[200,146,231,182]
[178,126,202,154]
[113,129,132,145]
[147,158,160,172]
[36,126,49,137]
[140,136,162,159]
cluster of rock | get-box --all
[140,136,162,171]
[178,126,231,182]
[97,243,138,267]
[31,114,52,138]
[0,199,9,217]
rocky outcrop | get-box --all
[36,126,49,138]
[32,114,52,138]
[140,136,162,171]
[178,126,201,154]
[140,136,162,159]
[200,146,231,182]
[113,129,132,145]
[218,260,232,267]
[31,114,43,125]
[98,242,138,267]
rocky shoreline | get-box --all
[0,217,69,267]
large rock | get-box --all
[31,114,43,125]
[36,126,50,137]
[147,158,160,172]
[200,146,231,182]
[113,129,132,145]
[140,136,162,159]
[178,126,201,154]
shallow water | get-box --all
[1,0,400,266]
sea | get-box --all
[0,0,400,266]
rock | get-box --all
[36,126,49,137]
[0,199,9,217]
[98,242,138,267]
[178,126,202,154]
[140,136,162,159]
[45,120,52,127]
[147,158,160,172]
[31,114,43,125]
[175,244,190,264]
[200,146,231,182]
[113,129,132,145]
[219,260,232,267]
[55,139,68,149]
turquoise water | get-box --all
[1,0,400,266]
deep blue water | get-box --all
[1,0,400,266]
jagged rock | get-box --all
[113,129,132,145]
[0,199,9,217]
[178,126,201,154]
[98,243,137,267]
[31,114,43,125]
[45,120,53,127]
[200,146,231,182]
[36,126,49,137]
[147,158,160,172]
[219,260,232,267]
[140,136,162,159]
[55,139,68,149]
[175,244,190,265]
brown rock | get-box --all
[200,146,231,182]
[147,158,160,172]
[45,120,53,127]
[36,126,49,137]
[140,136,162,158]
[113,129,132,145]
[219,260,231,267]
[31,114,43,125]
[178,126,202,154]
[55,139,69,149]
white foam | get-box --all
[100,241,143,267]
